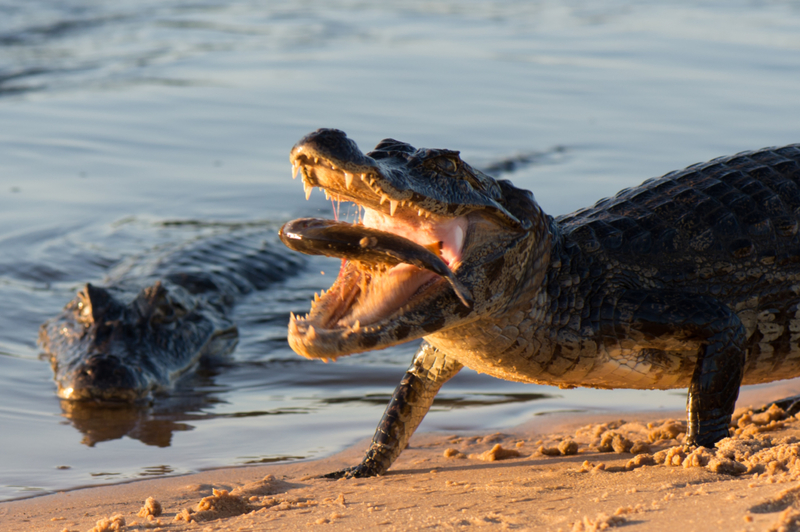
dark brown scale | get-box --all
[558,147,800,273]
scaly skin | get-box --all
[323,342,462,479]
[284,129,800,477]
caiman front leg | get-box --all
[324,341,462,479]
[612,290,747,448]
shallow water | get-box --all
[1,0,800,501]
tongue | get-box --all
[279,218,473,308]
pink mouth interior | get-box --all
[334,208,468,328]
[362,208,467,266]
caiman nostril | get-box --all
[73,355,139,393]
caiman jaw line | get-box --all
[287,150,470,361]
[292,150,436,219]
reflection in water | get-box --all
[240,455,305,465]
[323,392,557,409]
[58,364,318,448]
[59,360,557,448]
[61,400,193,448]
[57,365,221,447]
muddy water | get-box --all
[1,0,800,500]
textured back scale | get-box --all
[109,228,299,298]
[557,144,800,384]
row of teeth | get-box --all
[290,297,415,339]
[291,158,434,218]
[292,284,419,332]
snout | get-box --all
[59,354,144,402]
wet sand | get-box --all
[5,382,800,532]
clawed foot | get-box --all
[320,462,383,480]
[684,427,730,450]
[753,395,800,417]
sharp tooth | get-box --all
[455,225,464,251]
[307,325,317,339]
[324,189,331,200]
[344,172,353,189]
[360,173,367,181]
[292,163,299,179]
[353,320,360,331]
[418,209,424,216]
[304,182,313,200]
[314,157,319,164]
[380,194,389,205]
[390,199,399,216]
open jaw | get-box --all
[282,132,477,361]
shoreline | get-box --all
[4,381,800,531]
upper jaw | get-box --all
[290,128,524,228]
[290,131,430,219]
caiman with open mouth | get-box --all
[281,128,800,478]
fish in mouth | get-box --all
[280,128,539,362]
[279,218,474,308]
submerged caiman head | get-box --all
[283,128,549,360]
[39,281,237,403]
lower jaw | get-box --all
[334,265,438,328]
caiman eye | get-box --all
[75,289,94,326]
[436,157,459,173]
[150,300,187,325]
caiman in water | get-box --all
[40,228,302,403]
[280,128,800,478]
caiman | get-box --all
[40,228,301,403]
[280,128,800,478]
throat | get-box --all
[362,208,468,267]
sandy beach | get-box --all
[4,382,800,532]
